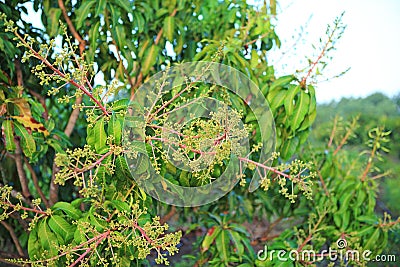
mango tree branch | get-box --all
[0,221,25,257]
[57,0,86,55]
[14,31,108,116]
[14,141,32,202]
[24,158,49,208]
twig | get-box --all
[300,14,343,88]
[24,158,49,208]
[327,116,338,148]
[64,96,83,137]
[0,221,25,257]
[14,31,108,116]
[57,0,86,55]
[1,200,48,215]
[14,141,32,201]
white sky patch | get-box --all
[268,0,400,103]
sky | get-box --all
[20,0,400,104]
[266,0,400,103]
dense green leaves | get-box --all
[94,117,107,153]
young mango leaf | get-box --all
[52,201,83,220]
[28,226,41,258]
[111,0,132,13]
[94,117,107,153]
[290,91,310,131]
[141,45,159,76]
[89,207,108,232]
[112,24,126,50]
[47,8,62,36]
[111,99,129,111]
[48,215,76,242]
[3,120,16,151]
[13,121,36,158]
[38,219,58,255]
[229,230,245,260]
[163,16,175,42]
[95,0,107,17]
[75,0,96,29]
[201,226,221,252]
[269,75,295,93]
[215,230,229,264]
[108,113,122,144]
[280,136,299,160]
[284,84,300,116]
[267,89,287,111]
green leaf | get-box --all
[356,215,378,224]
[95,0,107,17]
[281,137,299,160]
[112,24,126,49]
[202,226,221,252]
[268,89,287,111]
[74,225,87,244]
[52,202,82,220]
[89,21,101,51]
[110,199,130,213]
[14,121,36,158]
[75,0,95,30]
[115,155,132,179]
[108,113,122,144]
[338,192,353,214]
[141,45,159,76]
[89,207,107,231]
[3,120,16,151]
[38,219,58,253]
[284,84,300,116]
[47,8,62,37]
[94,118,107,153]
[134,12,145,33]
[216,230,229,263]
[48,215,76,242]
[364,228,380,250]
[111,99,129,111]
[28,226,41,258]
[163,16,175,42]
[290,90,310,131]
[111,0,132,13]
[229,230,244,259]
[269,75,295,92]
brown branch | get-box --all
[1,200,48,215]
[64,96,83,137]
[0,221,25,257]
[316,168,329,196]
[24,158,49,208]
[57,0,86,55]
[296,211,326,252]
[300,17,341,88]
[14,58,23,88]
[69,231,108,267]
[14,141,32,202]
[160,206,176,224]
[49,162,59,206]
[14,31,108,116]
[327,116,338,148]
